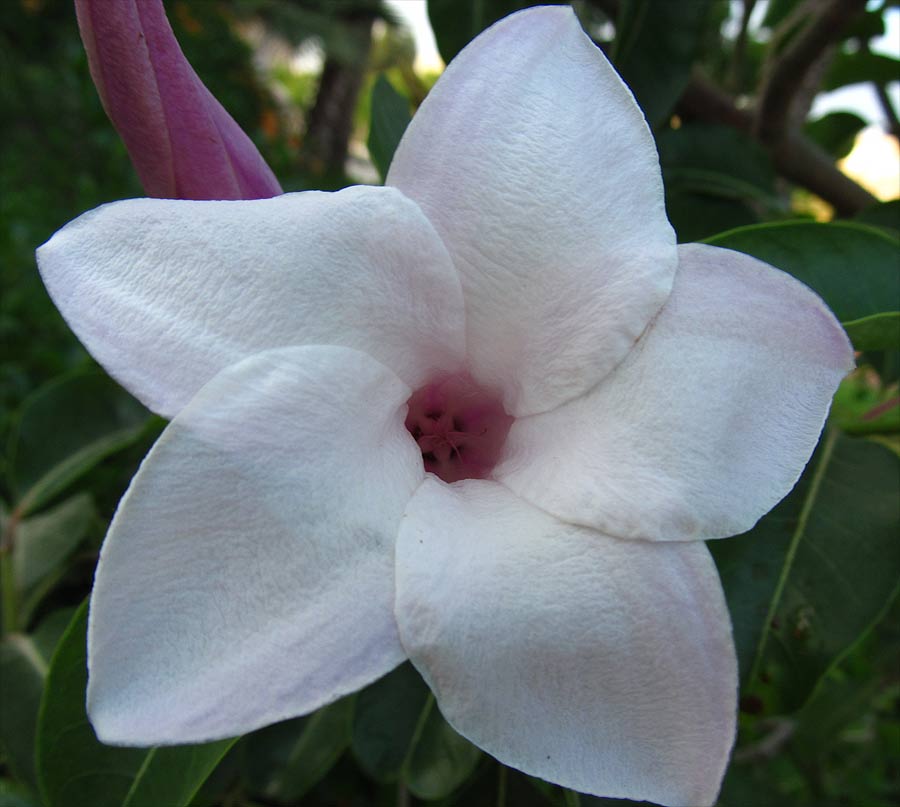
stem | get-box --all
[496,764,507,807]
[1,549,18,635]
[0,508,21,635]
[756,0,867,144]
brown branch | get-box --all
[873,82,900,140]
[588,0,876,214]
[679,73,878,216]
[756,0,867,143]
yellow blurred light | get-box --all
[840,126,900,201]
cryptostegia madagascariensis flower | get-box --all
[37,6,854,806]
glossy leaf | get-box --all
[9,371,152,517]
[825,50,900,90]
[658,124,777,198]
[855,199,900,237]
[243,698,353,801]
[352,662,431,781]
[0,635,47,787]
[705,221,900,348]
[36,602,233,807]
[367,75,411,182]
[13,494,94,593]
[804,111,867,160]
[403,698,482,800]
[427,0,547,63]
[613,0,713,126]
[659,124,779,241]
[0,610,72,791]
[842,312,900,352]
[711,432,900,714]
[0,781,42,807]
[761,0,800,29]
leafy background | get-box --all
[1,1,899,806]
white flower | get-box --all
[36,7,853,806]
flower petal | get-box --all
[395,479,736,807]
[387,6,676,416]
[75,0,281,200]
[37,187,465,417]
[498,243,855,541]
[87,346,420,744]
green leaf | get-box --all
[705,221,900,349]
[36,602,234,807]
[666,192,761,244]
[831,373,900,435]
[825,49,900,90]
[842,312,900,352]
[658,124,780,241]
[352,662,431,782]
[427,0,546,64]
[855,199,900,237]
[243,698,353,801]
[352,663,480,797]
[761,0,800,29]
[0,781,42,807]
[13,493,94,593]
[0,609,69,790]
[0,635,47,788]
[804,111,867,160]
[403,697,481,800]
[659,124,777,196]
[711,432,900,713]
[613,0,713,126]
[367,75,411,182]
[9,371,152,517]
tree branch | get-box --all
[679,73,878,215]
[873,81,900,140]
[588,0,877,215]
[755,0,867,143]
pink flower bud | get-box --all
[76,0,282,200]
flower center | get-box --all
[405,373,513,484]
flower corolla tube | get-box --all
[37,7,853,806]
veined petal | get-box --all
[498,243,854,541]
[75,0,281,200]
[395,480,736,807]
[37,187,466,417]
[88,346,420,745]
[387,6,676,416]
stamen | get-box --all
[405,373,513,484]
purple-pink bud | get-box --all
[75,0,282,200]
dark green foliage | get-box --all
[368,75,412,181]
[658,124,779,241]
[707,221,900,351]
[612,0,714,126]
[427,0,551,63]
[710,433,900,710]
[805,111,868,159]
[2,0,899,805]
[35,603,235,807]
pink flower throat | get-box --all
[405,373,513,484]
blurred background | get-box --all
[1,1,898,806]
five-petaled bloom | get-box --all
[37,7,853,806]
